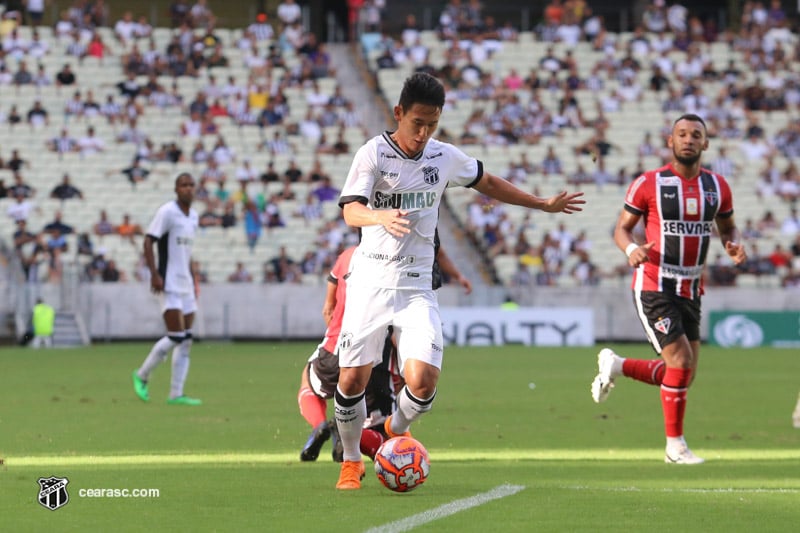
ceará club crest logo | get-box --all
[38,476,70,511]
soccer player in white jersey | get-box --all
[333,72,586,489]
[132,173,202,406]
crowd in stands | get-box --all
[366,0,800,289]
[1,0,362,286]
[2,0,800,291]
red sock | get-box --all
[622,358,666,385]
[298,387,327,427]
[660,367,692,438]
[360,429,384,459]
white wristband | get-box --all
[625,243,638,258]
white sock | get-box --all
[138,334,181,380]
[610,355,625,377]
[391,386,436,435]
[334,387,366,462]
[170,335,192,399]
[666,435,687,450]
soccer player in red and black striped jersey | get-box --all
[591,114,747,464]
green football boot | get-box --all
[132,370,149,402]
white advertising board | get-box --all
[440,307,594,346]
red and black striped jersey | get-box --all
[624,164,734,299]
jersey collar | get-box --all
[383,131,424,161]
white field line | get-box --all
[363,484,525,533]
[6,448,800,467]
[560,485,800,494]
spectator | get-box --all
[13,60,33,86]
[116,214,144,244]
[220,203,237,228]
[43,211,74,236]
[263,130,295,156]
[199,205,221,227]
[65,31,87,62]
[283,160,304,183]
[243,200,262,252]
[294,193,323,223]
[118,158,151,186]
[235,158,257,184]
[768,243,792,271]
[311,176,340,203]
[50,174,83,200]
[76,232,94,258]
[260,161,280,184]
[85,248,109,281]
[277,0,302,26]
[7,150,29,173]
[93,210,115,236]
[134,15,153,39]
[540,146,563,177]
[33,64,52,87]
[228,261,253,282]
[101,259,126,282]
[77,126,106,157]
[114,11,137,46]
[26,100,49,129]
[263,194,286,229]
[781,207,800,235]
[276,180,296,201]
[8,172,35,198]
[170,0,191,27]
[13,220,38,252]
[86,31,109,64]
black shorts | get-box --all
[633,290,701,354]
[307,346,340,400]
[307,330,398,430]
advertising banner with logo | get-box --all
[440,307,594,347]
[709,311,800,348]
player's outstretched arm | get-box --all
[472,172,585,214]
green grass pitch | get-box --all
[1,342,799,532]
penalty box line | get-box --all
[8,448,800,467]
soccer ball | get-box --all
[374,436,430,492]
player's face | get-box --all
[668,119,708,167]
[393,103,441,156]
[175,175,196,205]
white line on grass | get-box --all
[560,485,800,494]
[8,448,800,467]
[363,484,525,533]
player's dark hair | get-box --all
[673,113,707,132]
[174,172,194,187]
[398,73,445,112]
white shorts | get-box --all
[162,291,197,315]
[337,285,443,374]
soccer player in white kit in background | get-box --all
[132,173,202,406]
[333,72,586,489]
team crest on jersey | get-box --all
[339,332,353,351]
[654,317,671,335]
[704,190,718,206]
[422,166,440,185]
